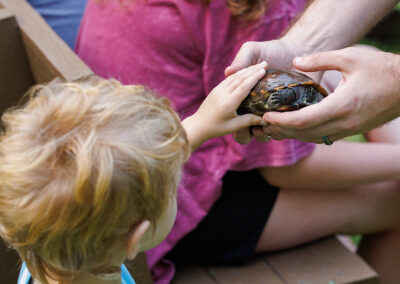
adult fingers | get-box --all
[233,114,266,131]
[293,49,353,73]
[252,126,271,142]
[225,41,261,77]
[264,118,359,144]
[233,127,253,144]
[263,96,338,130]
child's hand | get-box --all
[182,62,267,151]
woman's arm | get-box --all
[283,0,397,56]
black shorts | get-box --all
[166,169,279,266]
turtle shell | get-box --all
[237,69,328,115]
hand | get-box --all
[225,39,296,77]
[182,62,267,151]
[225,38,308,144]
[262,47,400,143]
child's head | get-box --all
[0,76,189,282]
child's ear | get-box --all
[126,220,150,259]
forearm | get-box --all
[283,0,398,55]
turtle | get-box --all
[237,69,328,115]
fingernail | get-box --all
[259,61,267,67]
[258,120,266,125]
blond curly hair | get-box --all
[0,76,189,282]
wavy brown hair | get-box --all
[203,0,268,21]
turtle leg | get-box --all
[267,88,299,110]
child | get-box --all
[0,62,267,284]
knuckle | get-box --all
[338,49,355,66]
[338,94,362,116]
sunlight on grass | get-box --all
[344,134,367,143]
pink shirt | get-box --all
[76,1,311,283]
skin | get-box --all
[262,47,400,143]
[225,0,398,143]
[34,63,268,284]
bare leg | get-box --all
[260,141,400,190]
[365,117,400,143]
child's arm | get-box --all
[182,62,267,151]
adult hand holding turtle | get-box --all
[262,47,400,143]
[226,0,398,144]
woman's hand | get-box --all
[262,47,400,143]
[224,38,305,144]
[182,62,267,151]
[225,39,296,77]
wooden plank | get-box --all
[125,253,153,284]
[0,9,34,109]
[0,0,92,84]
[206,257,286,284]
[173,265,217,284]
[264,237,379,284]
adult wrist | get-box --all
[281,29,329,58]
[280,34,309,58]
